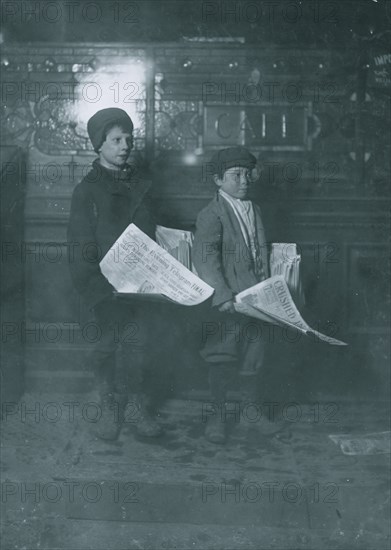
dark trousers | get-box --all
[90,298,169,404]
[199,309,267,403]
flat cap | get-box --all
[87,108,134,152]
[210,146,257,178]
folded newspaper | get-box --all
[99,224,213,306]
[234,275,347,346]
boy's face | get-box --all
[214,166,253,199]
[98,126,133,170]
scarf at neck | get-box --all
[219,189,265,279]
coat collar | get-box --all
[86,159,152,198]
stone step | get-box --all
[3,517,389,550]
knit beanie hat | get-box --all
[87,108,134,152]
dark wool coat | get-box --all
[67,160,155,310]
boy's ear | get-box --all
[213,174,222,187]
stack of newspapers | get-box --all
[270,243,305,306]
[155,225,194,272]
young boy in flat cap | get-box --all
[193,147,269,443]
[67,108,163,440]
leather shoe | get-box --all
[205,415,226,444]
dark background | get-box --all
[1,0,390,403]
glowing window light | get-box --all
[73,61,146,133]
[183,152,197,165]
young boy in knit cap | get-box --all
[193,147,269,444]
[67,108,163,440]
